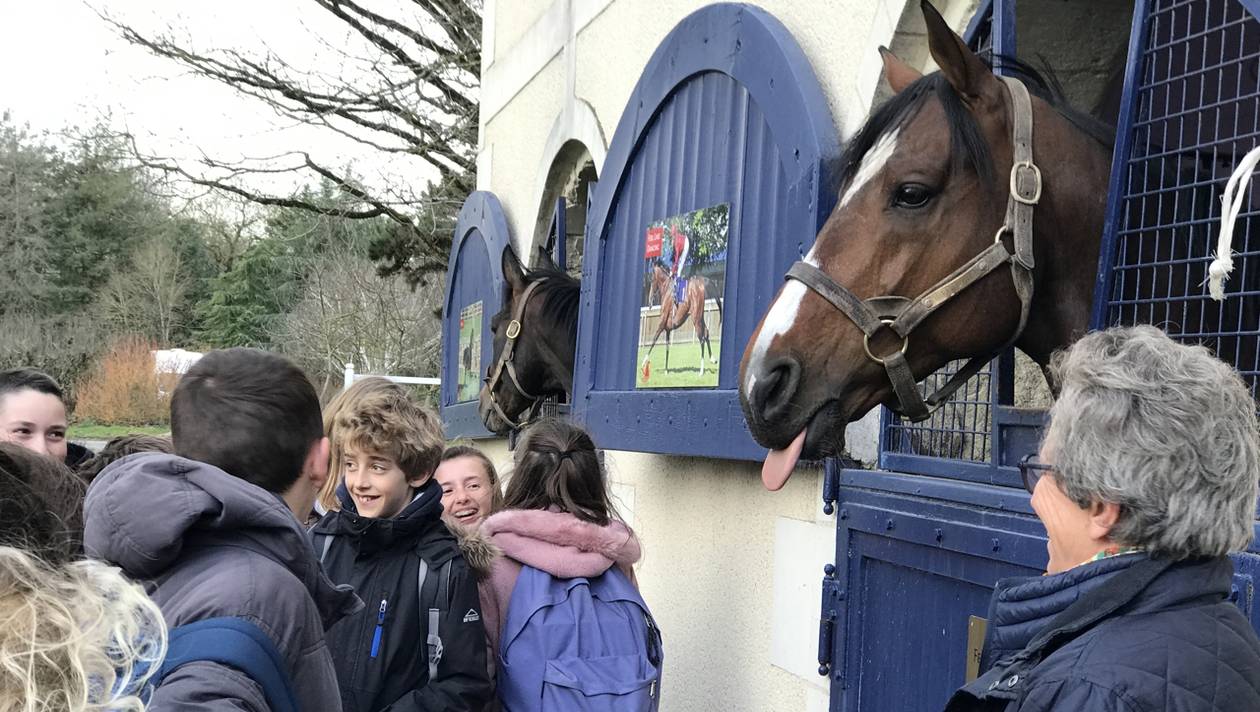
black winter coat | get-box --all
[944,554,1260,712]
[313,479,492,712]
[65,441,93,469]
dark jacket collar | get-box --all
[948,555,1231,709]
[313,477,446,555]
[981,553,1143,668]
[984,555,1233,665]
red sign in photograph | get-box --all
[644,226,664,258]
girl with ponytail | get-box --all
[499,421,615,526]
[476,419,647,680]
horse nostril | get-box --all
[751,358,801,423]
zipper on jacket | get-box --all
[371,594,388,658]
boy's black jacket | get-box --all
[312,478,492,712]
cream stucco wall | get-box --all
[474,1,980,710]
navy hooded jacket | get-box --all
[312,478,492,712]
[944,553,1260,711]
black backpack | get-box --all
[314,533,454,678]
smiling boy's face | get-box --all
[342,445,425,518]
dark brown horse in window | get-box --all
[479,245,579,434]
[740,1,1116,488]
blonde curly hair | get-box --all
[0,548,167,712]
[318,377,444,513]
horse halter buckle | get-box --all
[862,319,909,366]
[1010,160,1042,205]
[505,320,522,340]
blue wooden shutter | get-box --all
[441,191,512,438]
[572,3,840,460]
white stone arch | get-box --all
[523,99,607,262]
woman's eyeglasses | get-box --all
[1017,454,1054,495]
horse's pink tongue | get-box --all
[762,430,807,491]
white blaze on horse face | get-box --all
[745,129,899,396]
[837,128,901,210]
[747,279,808,395]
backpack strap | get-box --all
[158,617,300,712]
[417,557,454,681]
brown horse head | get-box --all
[478,245,580,434]
[739,0,1113,482]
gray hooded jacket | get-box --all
[85,453,363,711]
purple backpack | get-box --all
[498,564,664,711]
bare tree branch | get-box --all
[99,0,480,283]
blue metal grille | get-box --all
[1098,0,1260,398]
[883,362,994,464]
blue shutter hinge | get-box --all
[818,565,841,676]
[822,459,841,515]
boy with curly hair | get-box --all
[311,378,492,712]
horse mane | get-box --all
[837,55,1114,194]
[522,265,581,329]
[993,55,1115,147]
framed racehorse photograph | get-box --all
[635,203,728,388]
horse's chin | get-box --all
[477,398,511,435]
[796,386,891,461]
[800,401,850,461]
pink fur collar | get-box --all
[482,509,640,578]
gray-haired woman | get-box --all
[946,326,1260,712]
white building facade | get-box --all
[470,2,983,710]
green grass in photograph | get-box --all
[635,341,721,388]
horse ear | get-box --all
[921,0,998,102]
[880,46,921,94]
[533,243,560,272]
[502,244,528,295]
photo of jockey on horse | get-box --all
[669,223,690,304]
[637,204,727,388]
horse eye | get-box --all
[892,183,933,209]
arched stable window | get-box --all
[572,3,840,460]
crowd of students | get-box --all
[0,350,663,712]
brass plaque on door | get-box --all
[966,615,988,682]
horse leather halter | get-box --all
[483,278,547,430]
[787,75,1041,422]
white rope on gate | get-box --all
[1209,144,1260,301]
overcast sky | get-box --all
[0,0,434,196]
